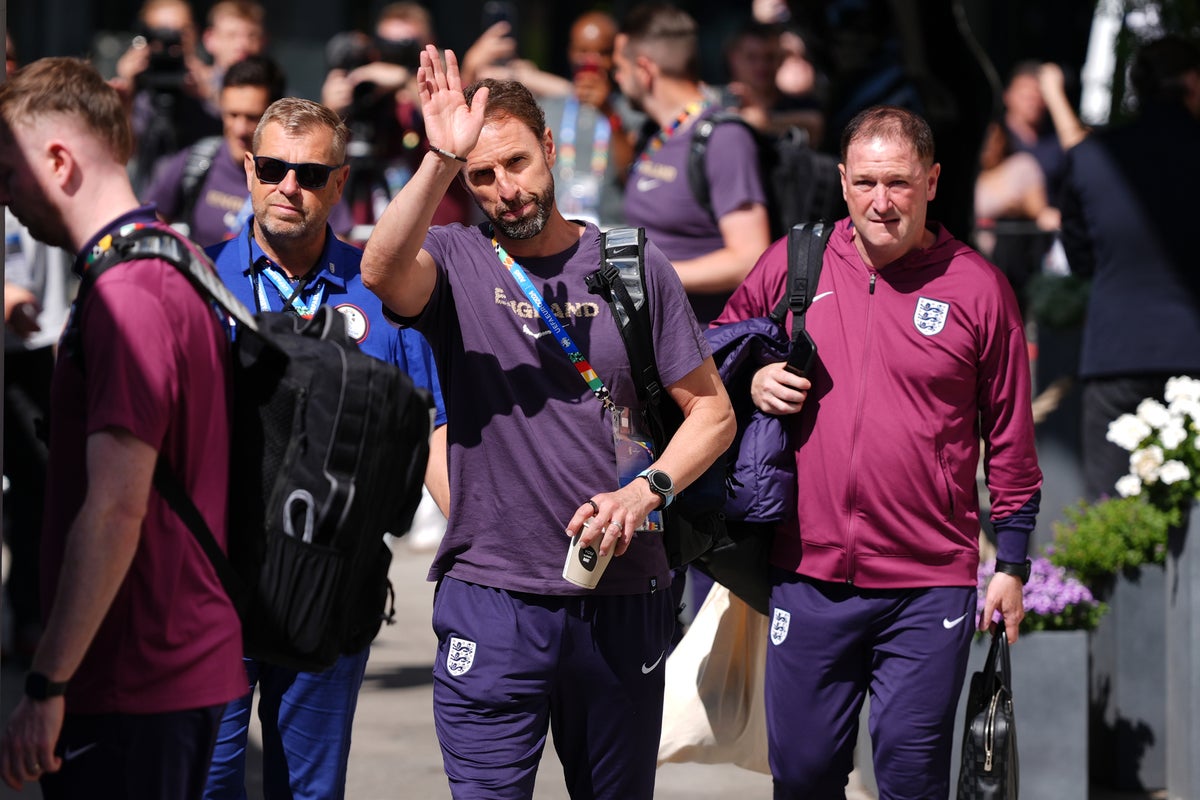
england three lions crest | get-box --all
[446,637,476,677]
[914,297,950,336]
[770,608,791,645]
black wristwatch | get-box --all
[637,468,675,509]
[24,672,68,701]
[994,558,1032,584]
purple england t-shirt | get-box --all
[624,106,765,323]
[142,139,251,248]
[412,222,710,595]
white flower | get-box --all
[1168,397,1200,427]
[1165,376,1200,405]
[1161,421,1188,450]
[1160,460,1191,485]
[1137,399,1171,430]
[1115,474,1143,497]
[1107,414,1152,452]
[1130,445,1165,483]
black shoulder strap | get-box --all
[585,227,677,450]
[153,457,246,610]
[687,111,752,219]
[772,221,833,322]
[78,224,258,333]
[772,221,833,375]
[179,135,223,234]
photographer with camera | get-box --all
[110,0,223,194]
[321,2,472,238]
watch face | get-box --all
[649,470,672,494]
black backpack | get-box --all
[688,112,846,239]
[70,224,433,671]
[587,224,831,614]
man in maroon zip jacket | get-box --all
[715,104,1042,799]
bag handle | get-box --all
[982,622,1014,698]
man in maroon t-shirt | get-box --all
[0,58,246,799]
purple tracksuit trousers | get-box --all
[766,571,977,800]
[431,576,674,800]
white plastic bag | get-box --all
[658,584,770,774]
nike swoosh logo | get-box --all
[636,177,661,192]
[811,291,834,304]
[641,650,666,674]
[522,324,550,339]
[943,613,969,630]
[63,743,98,761]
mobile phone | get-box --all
[482,1,517,39]
[784,330,817,377]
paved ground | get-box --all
[0,539,1165,799]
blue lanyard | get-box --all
[490,230,614,412]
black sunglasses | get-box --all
[253,156,340,189]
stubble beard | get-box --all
[488,180,555,240]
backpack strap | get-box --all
[76,223,258,335]
[687,111,754,221]
[771,221,834,376]
[153,457,247,611]
[178,135,223,236]
[584,226,677,451]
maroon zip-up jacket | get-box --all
[716,219,1042,589]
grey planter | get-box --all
[1166,504,1200,800]
[1089,565,1166,790]
[949,629,1089,800]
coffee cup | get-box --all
[562,525,614,589]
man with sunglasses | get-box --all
[203,97,447,800]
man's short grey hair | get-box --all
[253,97,350,163]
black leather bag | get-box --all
[957,624,1019,800]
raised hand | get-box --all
[417,45,490,163]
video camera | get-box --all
[134,25,188,93]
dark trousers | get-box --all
[431,577,674,800]
[765,573,976,800]
[1081,374,1186,501]
[3,346,53,638]
[40,704,226,800]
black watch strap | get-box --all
[25,672,69,701]
[995,558,1032,584]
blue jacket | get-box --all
[703,316,796,524]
